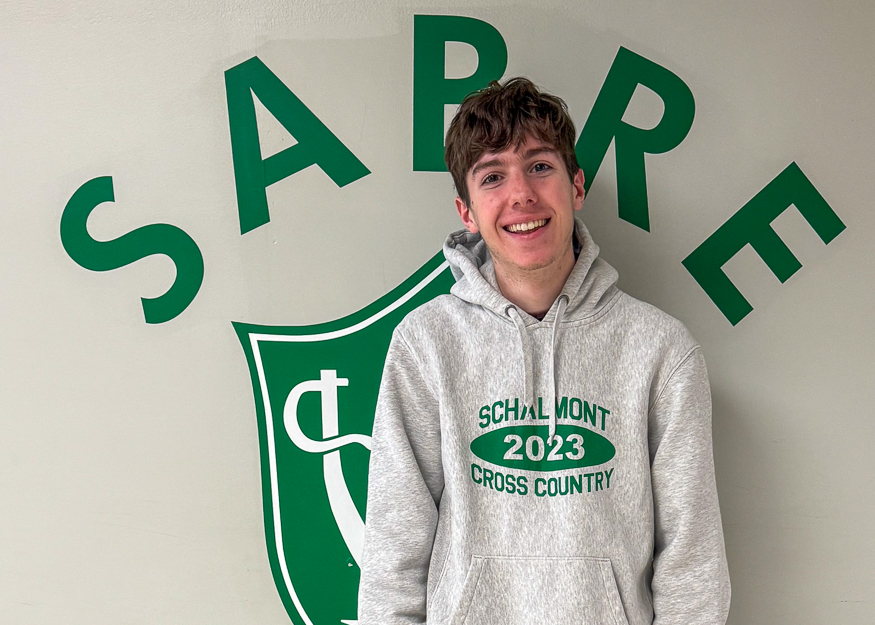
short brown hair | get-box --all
[444,77,580,206]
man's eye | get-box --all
[532,162,552,173]
[482,173,500,185]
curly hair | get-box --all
[444,77,580,206]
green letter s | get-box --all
[60,176,204,324]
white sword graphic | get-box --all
[283,370,371,568]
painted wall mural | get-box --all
[53,16,849,623]
[60,15,844,327]
[5,3,872,624]
[236,254,451,624]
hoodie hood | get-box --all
[443,217,619,324]
[443,217,620,441]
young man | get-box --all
[358,78,730,625]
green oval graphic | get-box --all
[470,424,615,472]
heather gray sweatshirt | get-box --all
[359,219,730,625]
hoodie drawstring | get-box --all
[547,296,568,443]
[507,307,534,412]
[507,296,568,444]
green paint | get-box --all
[577,47,695,231]
[413,14,508,171]
[470,424,615,472]
[683,162,846,325]
[225,56,371,234]
[59,176,204,324]
[234,251,454,625]
[555,397,568,420]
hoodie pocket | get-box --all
[449,556,629,625]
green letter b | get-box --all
[413,14,508,171]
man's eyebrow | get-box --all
[521,146,559,160]
[470,158,504,180]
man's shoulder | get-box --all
[394,293,467,338]
[611,290,699,353]
[389,295,477,374]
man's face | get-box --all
[456,136,585,280]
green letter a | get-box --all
[225,57,371,234]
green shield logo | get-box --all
[234,252,453,625]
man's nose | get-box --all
[508,171,537,207]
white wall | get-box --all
[2,1,873,623]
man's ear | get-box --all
[456,197,480,234]
[572,169,586,212]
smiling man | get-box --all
[453,134,584,319]
[358,78,730,625]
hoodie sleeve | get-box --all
[358,329,444,625]
[648,347,731,625]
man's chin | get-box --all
[494,255,562,276]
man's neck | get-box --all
[493,247,576,319]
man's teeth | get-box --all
[507,219,547,233]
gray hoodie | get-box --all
[358,219,730,625]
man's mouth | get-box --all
[505,218,548,234]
